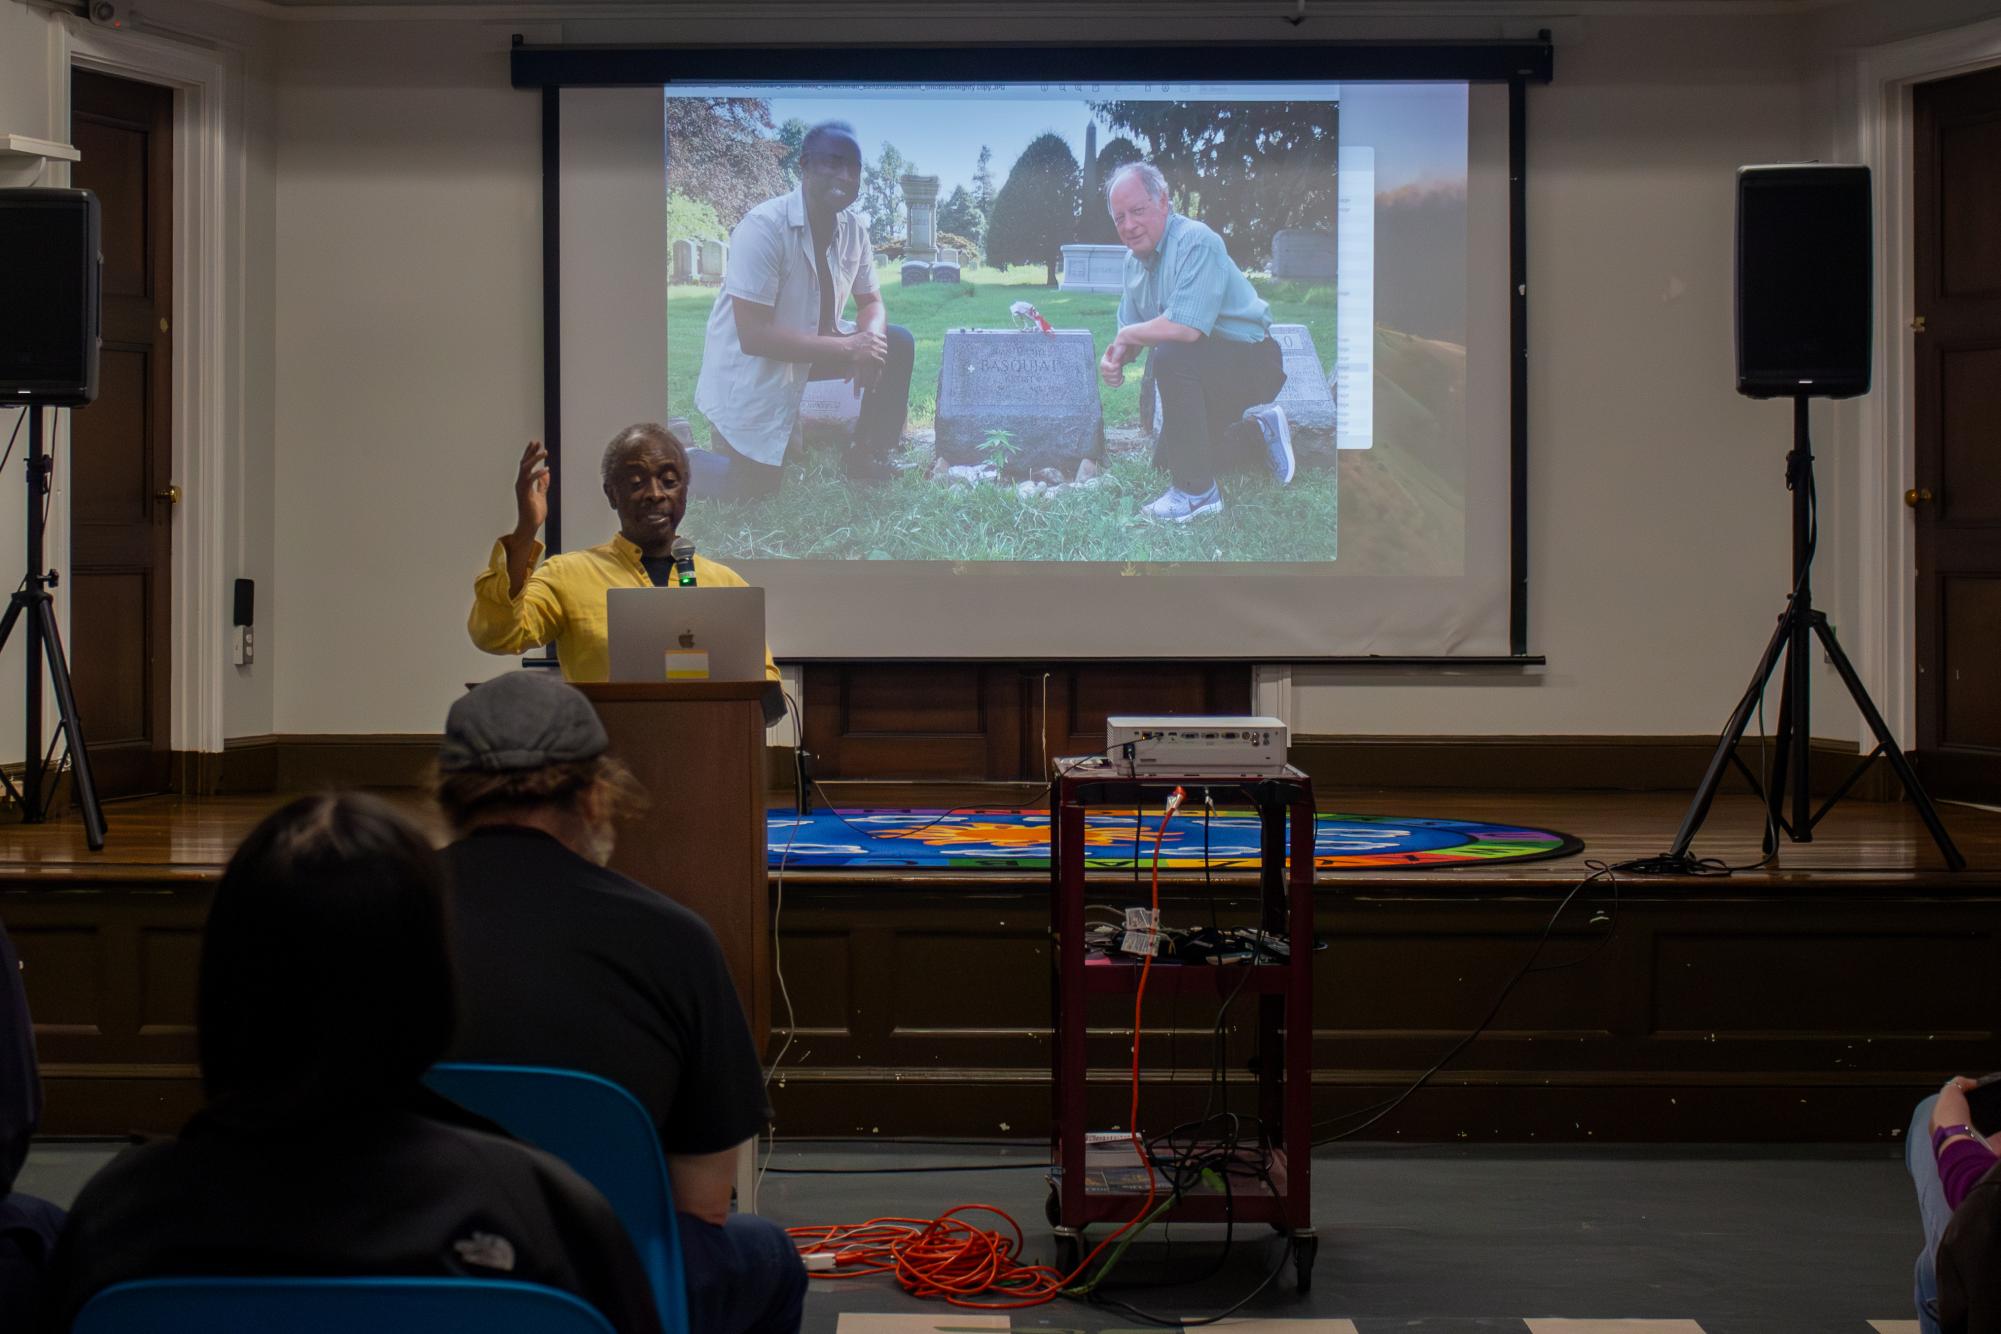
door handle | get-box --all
[154,485,181,505]
[1904,487,1934,508]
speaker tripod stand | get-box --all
[0,407,106,851]
[1664,396,1962,871]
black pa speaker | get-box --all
[0,188,102,406]
[1735,165,1872,399]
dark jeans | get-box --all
[807,324,914,458]
[678,1211,807,1334]
[1149,334,1286,494]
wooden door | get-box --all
[1914,66,2001,803]
[800,663,1253,781]
[68,70,174,797]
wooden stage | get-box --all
[4,787,1998,1142]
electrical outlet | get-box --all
[233,625,253,666]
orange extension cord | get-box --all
[786,791,1186,1309]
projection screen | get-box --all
[531,46,1543,661]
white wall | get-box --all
[273,20,541,735]
[0,0,278,771]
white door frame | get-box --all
[55,20,240,759]
[1850,17,2001,742]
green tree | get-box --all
[1085,100,1336,268]
[985,133,1080,285]
[776,118,808,186]
[971,145,997,229]
[1079,135,1144,245]
[665,98,789,230]
[666,190,726,245]
[858,142,911,245]
[936,184,985,250]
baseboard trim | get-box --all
[1288,733,1903,800]
[221,734,441,792]
[205,733,1909,800]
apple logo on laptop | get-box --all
[678,630,696,648]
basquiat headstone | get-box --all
[933,328,1104,475]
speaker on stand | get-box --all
[1659,164,1962,871]
[0,187,108,850]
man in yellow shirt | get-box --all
[469,421,780,684]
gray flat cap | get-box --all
[440,672,608,773]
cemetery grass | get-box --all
[665,266,1339,438]
[684,441,1338,563]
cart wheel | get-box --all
[1290,1233,1318,1295]
[1045,1185,1060,1228]
[1053,1232,1082,1274]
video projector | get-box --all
[1104,716,1290,776]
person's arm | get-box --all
[730,296,884,369]
[847,288,889,392]
[666,1143,745,1228]
[468,441,565,655]
[1934,1076,2000,1212]
[1100,315,1200,387]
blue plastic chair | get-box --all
[425,1063,688,1334]
[73,1276,618,1334]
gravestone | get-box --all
[930,261,962,284]
[1139,323,1336,462]
[1058,243,1127,294]
[900,173,941,261]
[797,375,861,443]
[872,250,890,268]
[698,238,727,282]
[936,245,961,268]
[934,328,1104,475]
[1261,323,1336,455]
[900,260,932,285]
[1270,228,1335,282]
[671,237,696,284]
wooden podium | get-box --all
[574,682,769,1047]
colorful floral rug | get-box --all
[768,808,1582,871]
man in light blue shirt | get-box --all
[1099,162,1293,522]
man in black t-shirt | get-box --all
[434,672,805,1334]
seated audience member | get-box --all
[434,671,805,1334]
[468,421,780,684]
[0,916,63,1329]
[1908,1075,2001,1332]
[46,793,662,1334]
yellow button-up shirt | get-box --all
[469,533,780,684]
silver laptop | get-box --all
[606,586,766,683]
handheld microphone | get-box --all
[669,535,697,587]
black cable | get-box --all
[1083,1230,1291,1327]
[1312,860,1619,1142]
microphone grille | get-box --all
[669,535,695,560]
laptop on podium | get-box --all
[606,587,766,683]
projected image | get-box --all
[662,83,1466,568]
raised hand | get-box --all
[513,440,549,541]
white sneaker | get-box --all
[1248,404,1294,486]
[1141,484,1224,522]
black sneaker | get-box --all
[843,451,899,483]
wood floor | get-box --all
[1,786,1991,888]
